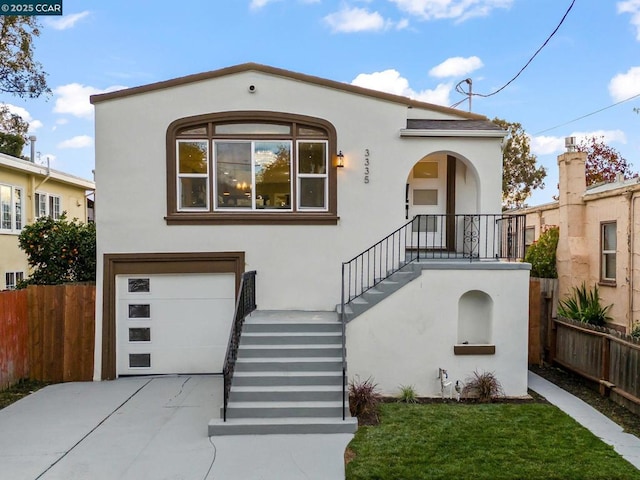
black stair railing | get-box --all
[222,270,257,422]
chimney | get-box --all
[29,135,36,162]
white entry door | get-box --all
[407,159,447,249]
[116,273,235,376]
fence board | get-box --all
[27,285,95,383]
[0,290,29,388]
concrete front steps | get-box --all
[338,263,421,322]
[208,311,358,436]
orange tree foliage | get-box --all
[17,215,95,286]
[577,135,635,186]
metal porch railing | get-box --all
[222,270,257,422]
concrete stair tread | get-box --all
[232,385,343,392]
[236,357,342,363]
[243,332,341,337]
[240,344,341,349]
[227,401,346,408]
[212,417,355,425]
[234,370,342,377]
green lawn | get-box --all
[346,402,640,480]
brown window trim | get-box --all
[101,252,245,380]
[166,111,338,225]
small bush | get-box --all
[462,370,504,403]
[524,226,559,278]
[349,376,380,420]
[631,323,640,339]
[397,384,418,403]
[557,282,612,326]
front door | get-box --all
[407,157,448,249]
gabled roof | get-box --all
[90,63,488,121]
[0,153,95,190]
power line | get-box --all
[534,92,640,135]
[453,0,576,104]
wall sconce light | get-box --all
[335,150,345,168]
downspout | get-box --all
[34,157,52,191]
[629,193,639,331]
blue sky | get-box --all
[5,0,640,205]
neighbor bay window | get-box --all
[167,112,338,225]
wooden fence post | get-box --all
[600,335,611,396]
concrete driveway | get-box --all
[0,375,352,480]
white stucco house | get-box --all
[91,63,530,435]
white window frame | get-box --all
[213,140,293,212]
[297,140,329,212]
[176,139,210,212]
[601,222,616,283]
[0,184,24,233]
[5,271,24,290]
[35,192,62,219]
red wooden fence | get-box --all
[0,289,29,388]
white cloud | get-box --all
[530,130,627,156]
[57,135,93,149]
[46,11,90,30]
[389,0,512,22]
[429,56,484,78]
[28,120,43,132]
[324,7,386,32]
[351,69,452,105]
[53,83,127,119]
[608,66,640,102]
[250,0,279,10]
[396,18,410,30]
[618,0,640,40]
[38,153,57,166]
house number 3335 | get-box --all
[364,149,370,184]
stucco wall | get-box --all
[524,190,640,332]
[92,70,506,379]
[346,264,530,397]
[1,168,90,289]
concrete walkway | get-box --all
[528,370,640,469]
[0,375,352,480]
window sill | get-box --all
[454,344,496,355]
[165,212,340,225]
[598,280,617,287]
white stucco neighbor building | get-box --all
[91,63,530,434]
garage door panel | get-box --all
[116,273,236,376]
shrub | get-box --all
[631,323,640,339]
[397,384,418,403]
[461,370,504,403]
[349,376,381,419]
[557,282,612,326]
[17,214,96,286]
[524,226,559,278]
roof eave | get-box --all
[89,62,487,121]
[400,128,508,138]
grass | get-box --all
[0,379,50,410]
[346,402,640,480]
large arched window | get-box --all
[166,111,338,225]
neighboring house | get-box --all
[0,152,95,290]
[91,63,530,434]
[518,143,640,333]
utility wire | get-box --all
[534,91,640,135]
[454,0,576,103]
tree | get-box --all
[524,226,559,278]
[0,104,29,156]
[576,135,635,186]
[0,16,49,157]
[0,16,48,98]
[17,215,96,286]
[493,118,547,210]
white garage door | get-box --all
[116,273,235,375]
